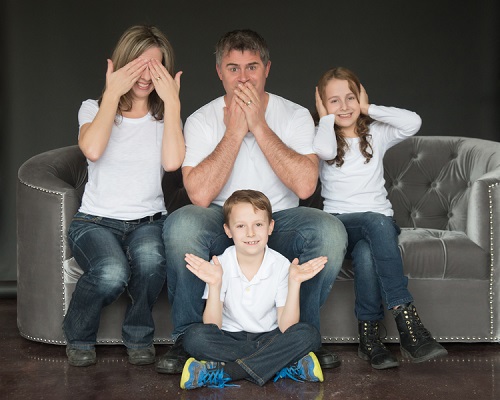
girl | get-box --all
[313,67,447,369]
[63,25,184,367]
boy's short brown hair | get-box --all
[223,190,272,225]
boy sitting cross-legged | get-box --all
[180,189,328,389]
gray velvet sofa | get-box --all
[17,136,500,345]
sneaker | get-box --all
[274,352,324,382]
[180,358,233,389]
[156,336,190,374]
[127,345,155,365]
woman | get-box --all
[63,25,184,367]
[314,67,447,369]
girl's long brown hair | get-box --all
[317,67,374,167]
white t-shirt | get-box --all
[203,246,291,333]
[183,93,315,212]
[313,105,422,216]
[78,99,166,220]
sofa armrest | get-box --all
[17,145,87,343]
[468,169,500,250]
[468,170,500,341]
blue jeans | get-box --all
[163,205,347,338]
[335,212,413,321]
[63,212,167,350]
[183,323,321,386]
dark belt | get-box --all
[124,212,162,224]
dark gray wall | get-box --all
[2,0,499,282]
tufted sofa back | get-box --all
[383,136,500,235]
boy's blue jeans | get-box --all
[63,212,167,350]
[183,322,322,386]
[335,212,414,321]
[163,204,347,338]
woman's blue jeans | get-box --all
[63,212,167,350]
[335,212,413,321]
[183,322,321,386]
[163,204,347,338]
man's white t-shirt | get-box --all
[183,93,315,212]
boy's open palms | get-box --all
[185,253,223,286]
[289,256,327,284]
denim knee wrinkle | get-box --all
[63,212,167,350]
[183,322,321,386]
[336,212,413,321]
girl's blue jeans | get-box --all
[335,212,413,321]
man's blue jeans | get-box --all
[163,204,347,338]
[335,212,413,321]
[63,212,167,350]
[183,322,321,386]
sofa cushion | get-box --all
[398,228,490,280]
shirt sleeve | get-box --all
[284,107,316,155]
[182,111,215,167]
[275,259,290,308]
[368,104,422,149]
[313,114,337,160]
[77,100,99,128]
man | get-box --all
[156,29,347,374]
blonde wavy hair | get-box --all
[98,25,175,121]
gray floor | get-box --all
[2,298,499,400]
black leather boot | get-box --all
[393,304,448,363]
[358,320,399,370]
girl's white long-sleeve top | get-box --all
[313,104,422,216]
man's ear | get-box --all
[265,61,271,78]
[223,223,232,238]
[216,64,223,81]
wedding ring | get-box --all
[246,100,252,106]
[156,76,161,81]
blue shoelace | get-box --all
[200,367,237,388]
[273,363,305,383]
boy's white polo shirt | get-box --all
[203,245,290,333]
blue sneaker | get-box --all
[180,358,233,389]
[274,352,324,382]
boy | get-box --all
[180,189,328,389]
